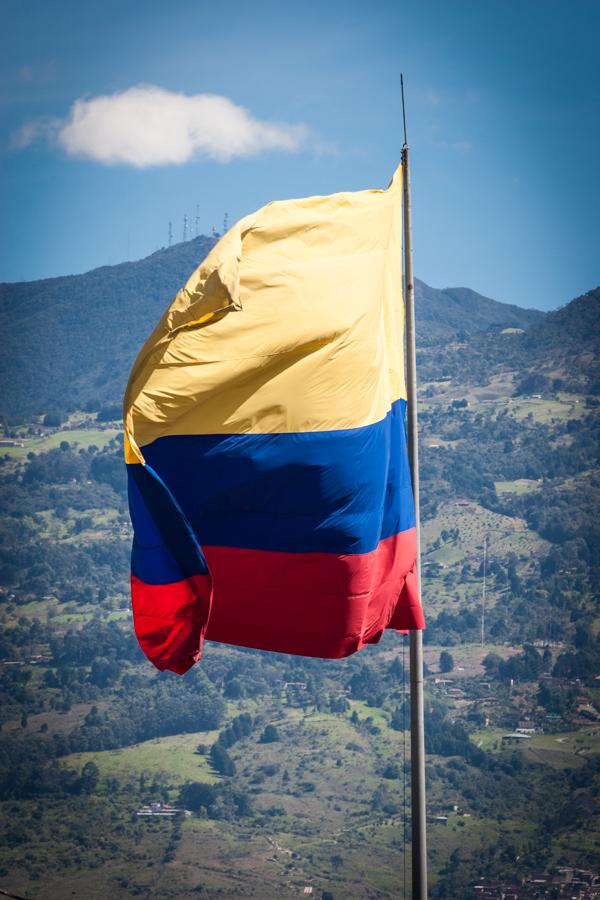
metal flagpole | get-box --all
[401,73,428,900]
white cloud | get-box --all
[10,116,59,150]
[13,85,309,167]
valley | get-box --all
[0,246,598,898]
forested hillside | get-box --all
[0,264,598,898]
[0,237,216,418]
[0,236,542,419]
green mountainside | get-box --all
[0,252,598,899]
[0,237,215,419]
[0,237,542,419]
[522,287,600,394]
[414,279,543,341]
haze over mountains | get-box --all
[0,235,545,419]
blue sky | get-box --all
[1,0,598,310]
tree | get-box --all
[575,624,591,650]
[439,650,454,673]
[482,652,502,676]
[499,645,543,681]
[79,761,99,793]
[96,404,122,422]
[180,781,217,814]
[223,677,244,699]
[90,657,119,688]
[389,656,405,681]
[43,411,64,428]
[178,781,250,819]
[210,744,235,776]
[259,724,280,743]
[390,706,406,731]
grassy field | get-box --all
[1,427,121,458]
[522,730,600,768]
[45,705,420,898]
[4,595,128,624]
[506,396,587,424]
[67,731,222,786]
[420,498,550,616]
[419,376,587,426]
[423,499,548,562]
[36,506,128,542]
[470,728,600,767]
[1,700,105,737]
[495,479,541,495]
[350,699,390,728]
[3,653,599,898]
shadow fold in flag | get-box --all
[128,463,211,674]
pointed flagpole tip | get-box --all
[400,73,408,150]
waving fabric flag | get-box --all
[123,166,424,675]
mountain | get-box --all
[0,237,215,420]
[0,276,598,896]
[0,237,543,419]
[414,279,543,340]
[535,286,600,345]
[522,287,600,394]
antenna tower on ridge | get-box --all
[195,204,200,237]
[223,212,229,234]
[183,214,188,242]
[168,221,173,247]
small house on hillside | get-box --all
[136,802,188,818]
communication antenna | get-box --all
[195,204,200,237]
[223,212,229,234]
[183,214,188,242]
[168,221,173,247]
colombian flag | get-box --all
[124,166,424,675]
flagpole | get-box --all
[401,75,428,900]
